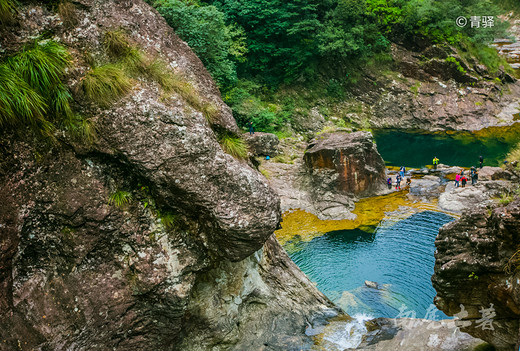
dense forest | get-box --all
[146,0,516,133]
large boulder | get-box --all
[244,132,280,157]
[0,1,339,350]
[304,131,386,196]
[478,166,509,181]
[432,200,520,350]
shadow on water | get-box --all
[287,211,454,320]
[373,124,520,168]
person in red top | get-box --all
[461,175,467,188]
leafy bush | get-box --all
[150,0,246,87]
[82,64,132,107]
[219,133,248,159]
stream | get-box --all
[277,124,520,349]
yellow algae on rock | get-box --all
[275,191,459,245]
[275,191,413,245]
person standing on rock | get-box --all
[248,121,255,135]
[472,169,478,185]
[461,175,467,188]
[396,174,402,190]
[433,156,439,170]
[406,177,411,187]
[479,155,484,168]
[387,177,392,190]
[399,166,405,178]
[455,173,461,187]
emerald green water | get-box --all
[372,124,520,168]
[285,211,454,320]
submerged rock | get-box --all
[365,280,380,289]
[432,199,520,350]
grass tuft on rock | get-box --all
[58,1,78,27]
[8,41,71,99]
[82,64,132,107]
[0,0,17,26]
[108,190,133,207]
[62,113,96,143]
[158,210,178,229]
[219,133,248,159]
[102,31,220,123]
[0,40,79,136]
[104,30,133,58]
[0,64,51,133]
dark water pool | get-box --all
[285,211,454,320]
[372,125,520,168]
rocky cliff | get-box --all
[432,199,520,350]
[0,1,339,350]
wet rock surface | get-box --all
[357,318,486,351]
[0,1,338,350]
[432,200,520,350]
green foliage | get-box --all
[150,0,246,87]
[82,64,132,107]
[0,64,50,133]
[104,30,133,58]
[468,272,479,280]
[61,113,96,143]
[223,80,283,132]
[0,0,17,26]
[108,190,133,207]
[219,133,248,159]
[493,0,520,14]
[0,40,93,138]
[507,142,520,164]
[158,210,178,229]
[445,56,466,74]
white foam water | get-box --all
[319,313,373,350]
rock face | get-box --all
[432,200,520,350]
[304,131,386,195]
[0,1,338,350]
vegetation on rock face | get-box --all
[219,133,248,159]
[147,0,513,134]
[108,190,133,207]
[83,64,133,107]
[0,0,17,26]
[0,40,94,139]
[89,29,219,123]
